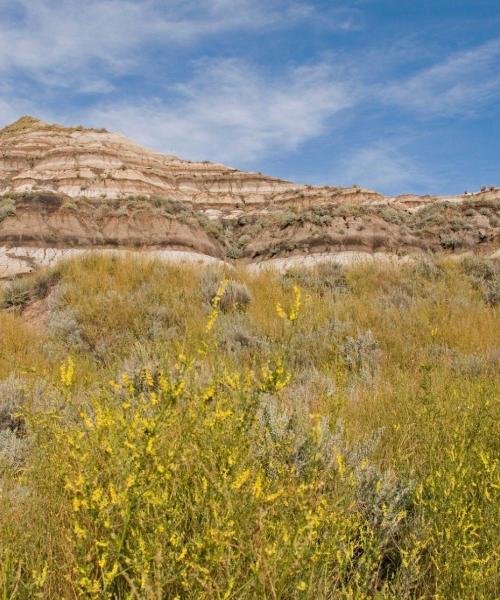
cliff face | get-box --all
[1,116,379,208]
[0,116,499,276]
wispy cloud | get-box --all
[0,99,21,126]
[330,142,439,194]
[384,38,500,117]
[0,2,498,194]
[85,58,355,164]
[0,0,351,88]
[0,79,36,124]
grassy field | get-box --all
[0,254,498,598]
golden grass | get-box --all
[0,254,498,598]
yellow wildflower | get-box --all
[232,469,251,490]
[252,473,263,498]
[176,547,188,561]
[60,356,75,387]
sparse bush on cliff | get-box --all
[439,234,462,250]
[0,197,16,221]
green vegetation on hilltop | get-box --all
[0,116,108,139]
[0,255,499,598]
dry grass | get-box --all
[0,254,498,598]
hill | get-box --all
[0,116,498,277]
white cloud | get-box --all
[0,0,349,88]
[330,142,439,194]
[0,3,498,196]
[0,80,38,126]
[85,58,355,164]
[385,38,500,117]
[0,100,21,126]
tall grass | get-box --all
[0,254,498,598]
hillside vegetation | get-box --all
[1,192,499,260]
[0,255,499,598]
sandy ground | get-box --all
[0,246,224,278]
[1,246,498,279]
[246,251,413,272]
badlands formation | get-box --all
[0,116,499,277]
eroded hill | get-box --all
[0,116,499,276]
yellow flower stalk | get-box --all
[60,356,75,387]
[206,278,228,332]
[275,285,302,322]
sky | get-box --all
[0,0,499,195]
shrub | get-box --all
[0,377,31,474]
[379,207,406,225]
[217,313,265,354]
[439,235,462,250]
[460,256,497,282]
[283,261,348,295]
[46,306,87,350]
[226,246,241,259]
[450,218,465,232]
[1,278,33,310]
[197,215,225,241]
[62,199,78,210]
[0,376,26,434]
[0,430,28,473]
[237,234,252,248]
[220,280,252,312]
[279,211,299,229]
[199,270,252,312]
[0,268,60,310]
[484,278,500,306]
[460,257,500,306]
[413,256,443,280]
[340,329,381,379]
[0,197,16,222]
[412,203,446,227]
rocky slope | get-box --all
[0,116,499,276]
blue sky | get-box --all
[0,0,499,195]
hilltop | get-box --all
[0,115,381,205]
